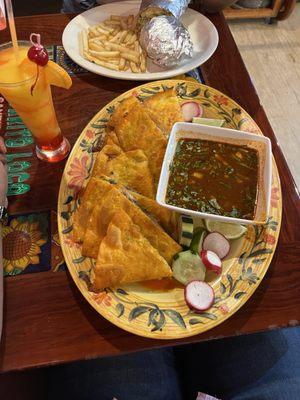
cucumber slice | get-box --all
[178,214,194,247]
[172,250,206,285]
[190,227,207,254]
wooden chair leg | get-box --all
[277,0,297,20]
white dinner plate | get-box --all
[62,0,219,81]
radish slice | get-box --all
[203,232,230,259]
[201,250,222,275]
[181,101,202,122]
[185,281,215,312]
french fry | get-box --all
[124,31,133,44]
[104,20,121,26]
[121,52,140,64]
[82,30,89,56]
[85,53,119,70]
[89,26,99,38]
[84,52,97,62]
[140,51,146,72]
[96,26,109,36]
[127,33,137,45]
[127,15,134,30]
[89,50,120,58]
[120,19,127,30]
[80,13,148,73]
[119,57,126,70]
[105,42,139,57]
[111,15,121,21]
[119,30,128,43]
[88,31,98,39]
[78,32,84,57]
[89,42,105,52]
[97,23,114,33]
[97,34,109,41]
[89,37,102,44]
[93,57,119,65]
[95,59,120,70]
[109,31,122,43]
[111,28,119,36]
[130,61,139,73]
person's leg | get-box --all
[176,326,300,400]
[46,347,184,400]
[61,0,96,13]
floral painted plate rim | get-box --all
[58,79,282,339]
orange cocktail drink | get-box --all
[0,40,72,162]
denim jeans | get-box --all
[45,327,300,400]
[46,346,183,400]
[61,0,97,13]
[177,326,300,400]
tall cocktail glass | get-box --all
[0,41,72,162]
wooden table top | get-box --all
[0,11,299,374]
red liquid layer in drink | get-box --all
[35,132,64,151]
[35,133,70,163]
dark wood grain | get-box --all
[0,12,299,373]
[277,0,297,21]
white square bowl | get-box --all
[156,122,272,225]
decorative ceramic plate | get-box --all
[58,80,282,339]
[62,0,218,81]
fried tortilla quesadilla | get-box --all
[143,88,183,137]
[92,144,155,198]
[107,95,138,130]
[96,176,176,236]
[127,189,177,237]
[72,177,112,243]
[82,185,181,263]
[93,211,172,291]
[71,89,186,291]
[105,131,120,146]
[107,96,167,185]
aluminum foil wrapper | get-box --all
[139,0,190,21]
[140,15,193,67]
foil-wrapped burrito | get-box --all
[137,0,190,30]
[137,0,193,68]
[140,15,193,67]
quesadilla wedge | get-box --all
[91,176,177,237]
[72,177,112,243]
[143,88,183,137]
[127,189,177,237]
[82,185,181,262]
[107,95,138,130]
[105,131,120,146]
[107,96,167,185]
[93,210,172,291]
[92,144,155,198]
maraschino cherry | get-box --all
[28,33,49,66]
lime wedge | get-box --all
[205,220,247,239]
[192,117,225,127]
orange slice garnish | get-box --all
[44,60,72,89]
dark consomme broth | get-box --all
[166,138,259,220]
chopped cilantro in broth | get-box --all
[166,138,259,220]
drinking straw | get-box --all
[4,0,19,63]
